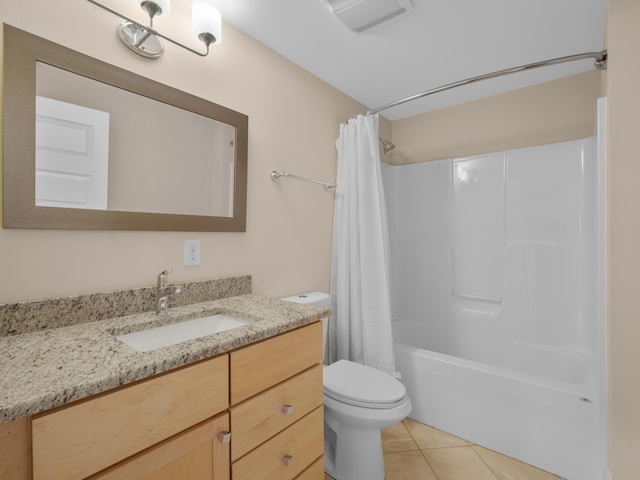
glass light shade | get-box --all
[192,0,222,44]
[138,0,170,16]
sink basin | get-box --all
[116,314,250,352]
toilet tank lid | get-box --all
[281,292,331,309]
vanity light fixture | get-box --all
[86,0,222,59]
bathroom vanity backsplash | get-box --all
[0,275,252,337]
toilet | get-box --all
[282,292,412,480]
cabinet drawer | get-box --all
[231,364,323,460]
[295,457,325,479]
[32,355,229,480]
[232,407,324,480]
[230,322,322,404]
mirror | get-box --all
[2,24,248,231]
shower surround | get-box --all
[382,136,605,480]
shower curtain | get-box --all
[330,114,396,375]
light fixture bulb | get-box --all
[192,0,222,45]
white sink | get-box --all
[116,314,250,352]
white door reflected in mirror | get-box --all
[35,96,110,210]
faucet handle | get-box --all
[157,269,173,289]
[158,269,173,280]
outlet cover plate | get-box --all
[184,239,201,266]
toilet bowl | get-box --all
[282,292,412,480]
[323,359,412,480]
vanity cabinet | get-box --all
[230,322,324,480]
[3,322,323,480]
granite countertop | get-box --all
[0,294,329,424]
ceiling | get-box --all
[212,0,607,120]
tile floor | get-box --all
[325,418,565,480]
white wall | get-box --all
[384,138,597,359]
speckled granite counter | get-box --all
[0,290,329,424]
[0,275,253,337]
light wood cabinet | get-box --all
[89,413,230,480]
[230,322,323,404]
[32,355,229,480]
[230,364,323,460]
[230,322,324,480]
[0,417,29,480]
[8,321,324,480]
[295,457,326,480]
[232,407,323,480]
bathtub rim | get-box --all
[393,336,598,401]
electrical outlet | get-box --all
[184,239,201,266]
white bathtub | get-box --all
[394,321,602,480]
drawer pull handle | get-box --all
[281,404,294,415]
[283,454,294,466]
[218,431,231,444]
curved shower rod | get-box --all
[366,50,608,115]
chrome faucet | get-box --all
[156,270,181,316]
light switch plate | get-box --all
[184,239,200,266]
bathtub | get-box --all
[393,320,602,480]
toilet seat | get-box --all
[324,360,407,409]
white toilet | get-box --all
[282,292,412,480]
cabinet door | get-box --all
[0,417,29,480]
[90,413,230,480]
[32,355,229,480]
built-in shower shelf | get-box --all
[451,292,502,316]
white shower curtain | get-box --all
[329,114,396,376]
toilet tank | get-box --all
[281,292,330,364]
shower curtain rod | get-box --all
[366,50,608,115]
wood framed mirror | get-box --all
[2,24,248,231]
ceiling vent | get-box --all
[322,0,414,34]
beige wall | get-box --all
[0,0,373,304]
[606,0,640,478]
[389,70,603,165]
